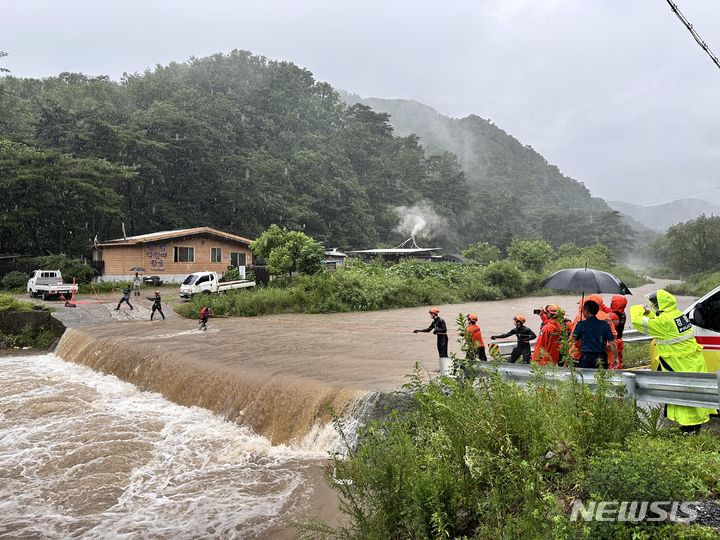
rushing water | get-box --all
[0,353,337,539]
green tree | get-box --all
[0,139,133,256]
[664,215,720,274]
[251,224,324,276]
[462,242,500,265]
[507,239,554,272]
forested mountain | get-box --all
[608,198,720,232]
[1,50,633,258]
[343,95,636,252]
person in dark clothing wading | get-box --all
[413,307,448,358]
[115,287,133,311]
[490,314,536,363]
[147,290,165,320]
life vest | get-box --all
[466,323,484,348]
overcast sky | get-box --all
[4,0,720,206]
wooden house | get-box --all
[93,227,254,282]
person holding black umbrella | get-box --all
[133,272,142,297]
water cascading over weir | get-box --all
[55,325,382,447]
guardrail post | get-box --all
[622,372,637,406]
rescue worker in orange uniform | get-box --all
[531,304,563,366]
[569,295,619,368]
[607,295,628,369]
[465,313,487,361]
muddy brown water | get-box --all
[2,279,690,537]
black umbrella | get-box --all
[541,267,632,295]
[129,266,147,273]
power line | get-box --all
[665,0,720,71]
[635,186,720,207]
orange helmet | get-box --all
[429,307,440,314]
[545,304,560,317]
[467,313,478,322]
[513,314,526,324]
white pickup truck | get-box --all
[179,271,255,298]
[27,270,77,300]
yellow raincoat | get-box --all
[630,289,712,426]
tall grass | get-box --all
[666,271,720,298]
[302,367,720,539]
[0,294,35,312]
[173,258,647,319]
[174,262,526,318]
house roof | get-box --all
[348,247,441,255]
[324,248,348,258]
[348,236,440,255]
[97,227,254,247]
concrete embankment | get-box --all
[0,310,66,351]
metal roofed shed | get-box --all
[349,237,441,262]
[323,248,348,270]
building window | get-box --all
[230,252,246,267]
[174,246,195,263]
[211,247,222,263]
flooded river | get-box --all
[0,353,338,539]
[1,279,689,538]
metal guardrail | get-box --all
[493,329,651,357]
[476,363,720,410]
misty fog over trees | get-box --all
[1,50,635,258]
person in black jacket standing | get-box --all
[147,290,165,320]
[413,307,449,358]
[490,314,536,363]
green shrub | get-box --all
[306,366,720,539]
[0,324,57,348]
[666,271,720,298]
[308,368,646,539]
[482,260,527,297]
[1,271,28,290]
[461,242,501,265]
[507,238,554,272]
[621,341,652,369]
[31,255,94,283]
[175,286,299,318]
[222,266,241,281]
[0,294,34,312]
[587,433,720,501]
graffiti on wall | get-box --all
[146,243,168,271]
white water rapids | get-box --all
[0,354,341,539]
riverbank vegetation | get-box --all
[0,294,35,312]
[0,294,57,349]
[176,240,646,318]
[643,215,720,297]
[304,367,720,539]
